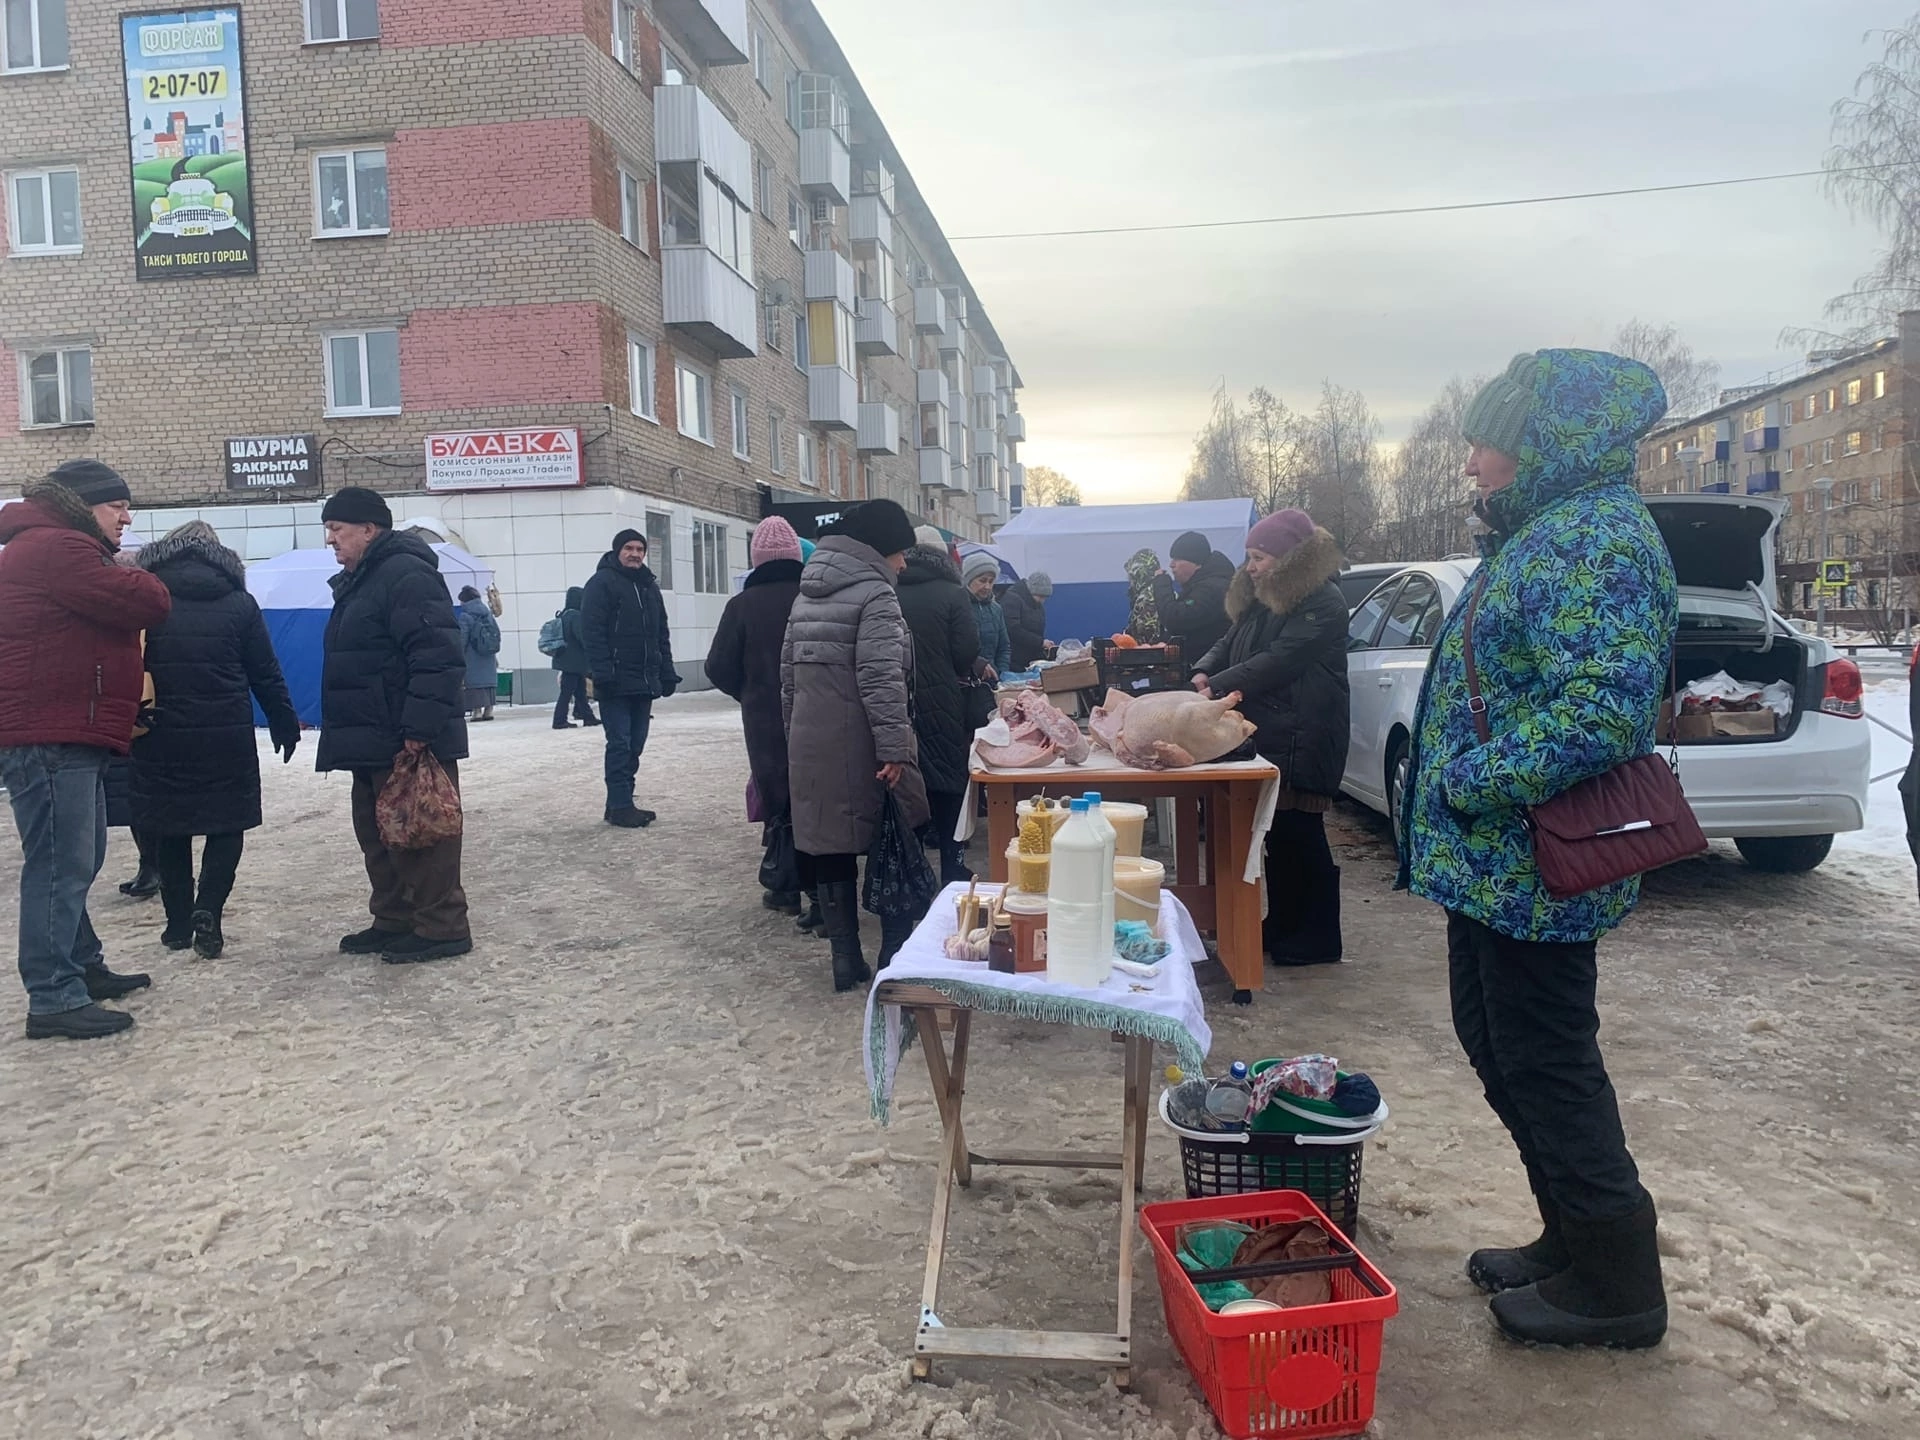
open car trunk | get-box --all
[1646,494,1810,745]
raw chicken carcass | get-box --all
[1009,690,1089,765]
[976,690,1089,768]
[1089,688,1254,770]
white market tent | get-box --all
[988,499,1257,641]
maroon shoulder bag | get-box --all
[1460,575,1707,899]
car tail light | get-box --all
[1819,657,1864,718]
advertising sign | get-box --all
[121,8,256,280]
[423,428,584,491]
[225,435,320,491]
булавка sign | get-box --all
[121,8,257,280]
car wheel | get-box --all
[1387,737,1410,858]
[1733,834,1835,873]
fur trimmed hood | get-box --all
[899,543,962,587]
[1225,527,1341,621]
[135,521,245,591]
[0,479,111,549]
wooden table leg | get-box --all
[1173,793,1202,888]
[912,1006,972,1190]
[1113,1035,1154,1391]
[912,1008,973,1381]
[1216,781,1264,994]
[985,786,1016,882]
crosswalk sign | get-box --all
[1816,559,1851,597]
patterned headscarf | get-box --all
[1125,548,1163,641]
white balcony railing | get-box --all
[661,247,757,359]
[809,365,858,429]
[799,126,851,204]
[913,285,947,335]
[654,0,749,65]
[856,296,900,356]
[857,402,901,455]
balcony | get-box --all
[805,249,856,306]
[662,247,757,359]
[799,126,850,204]
[918,447,949,488]
[938,312,964,354]
[856,295,900,356]
[973,426,1000,464]
[971,365,997,397]
[653,84,752,198]
[1006,411,1026,443]
[809,365,858,430]
[1742,427,1780,453]
[913,285,947,335]
[850,194,892,250]
[975,489,1006,524]
[857,402,901,456]
[655,0,749,64]
[1009,461,1025,511]
[1746,470,1781,495]
[1700,480,1731,494]
[917,368,950,410]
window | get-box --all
[7,167,80,253]
[919,403,944,450]
[306,0,378,43]
[1379,577,1440,650]
[1827,387,1838,411]
[761,286,781,351]
[1844,430,1863,457]
[1872,477,1883,501]
[3,0,67,69]
[612,1,637,69]
[1800,582,1813,610]
[1784,444,1794,472]
[693,520,727,593]
[753,151,772,216]
[798,73,849,138]
[785,67,802,130]
[1780,401,1793,427]
[619,167,644,247]
[787,190,804,248]
[658,160,751,279]
[1874,427,1885,453]
[324,329,401,416]
[1846,378,1862,406]
[797,429,817,487]
[1822,438,1835,464]
[1843,480,1860,504]
[676,362,711,443]
[730,386,749,458]
[1875,369,1887,399]
[19,345,90,427]
[749,23,770,90]
[1806,392,1819,417]
[660,45,691,85]
[768,409,785,473]
[314,148,388,235]
[660,162,700,248]
[1742,406,1765,433]
[645,511,673,589]
[792,313,808,371]
[627,337,656,420]
[1658,444,1669,466]
[1346,583,1397,651]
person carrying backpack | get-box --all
[543,585,599,729]
[456,586,501,721]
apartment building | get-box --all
[1637,313,1917,632]
[0,0,1028,692]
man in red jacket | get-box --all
[0,460,172,1039]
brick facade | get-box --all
[0,0,1023,541]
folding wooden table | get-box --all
[970,756,1280,996]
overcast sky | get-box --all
[825,0,1912,502]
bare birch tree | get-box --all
[1611,320,1720,419]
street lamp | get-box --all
[1814,474,1836,637]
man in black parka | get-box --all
[317,488,471,962]
[1153,530,1235,671]
[582,527,679,827]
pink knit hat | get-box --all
[1245,508,1315,559]
[750,515,803,566]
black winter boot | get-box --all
[761,889,802,913]
[1267,866,1343,965]
[876,913,917,970]
[119,863,161,899]
[26,1003,135,1040]
[159,871,195,950]
[794,894,824,936]
[85,964,151,1001]
[191,909,224,959]
[817,880,870,993]
[1469,1193,1570,1294]
[938,844,973,886]
[1490,1199,1667,1349]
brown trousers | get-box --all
[350,760,470,941]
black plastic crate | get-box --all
[1096,641,1187,697]
[1175,1130,1366,1234]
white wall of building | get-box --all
[122,487,751,699]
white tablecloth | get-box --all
[862,882,1214,1123]
[958,752,1282,884]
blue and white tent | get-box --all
[246,543,494,726]
[988,499,1257,642]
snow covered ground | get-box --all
[1834,679,1912,861]
[1,694,1916,1439]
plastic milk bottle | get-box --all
[1046,800,1113,987]
[1083,792,1118,946]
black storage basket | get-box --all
[1096,641,1187,697]
[1174,1129,1367,1234]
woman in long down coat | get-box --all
[130,522,301,958]
[707,517,809,919]
[898,526,980,884]
[782,499,929,991]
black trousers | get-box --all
[154,831,245,930]
[925,789,965,855]
[1263,808,1338,945]
[553,673,595,725]
[802,851,859,886]
[1446,911,1649,1222]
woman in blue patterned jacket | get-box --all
[1399,349,1676,1351]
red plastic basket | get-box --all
[1141,1190,1398,1439]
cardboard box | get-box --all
[1039,656,1099,693]
[1709,709,1776,738]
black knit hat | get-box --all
[48,459,131,507]
[320,486,393,527]
[611,528,646,552]
[1169,530,1213,565]
[829,498,917,558]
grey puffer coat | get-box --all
[782,535,930,857]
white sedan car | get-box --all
[1339,495,1872,873]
